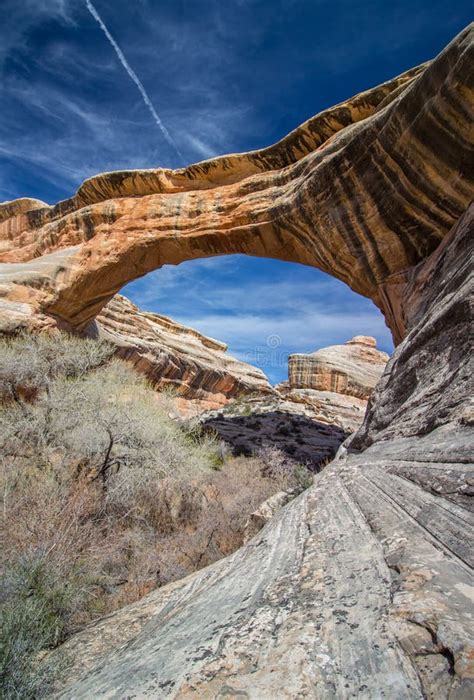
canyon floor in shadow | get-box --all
[202,409,348,470]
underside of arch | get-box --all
[0,25,472,342]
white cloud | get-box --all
[174,308,392,353]
[0,0,262,201]
[124,255,393,384]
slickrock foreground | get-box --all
[94,295,272,409]
[53,205,473,698]
[0,26,473,340]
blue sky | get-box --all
[1,2,471,382]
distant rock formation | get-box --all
[202,335,388,467]
[94,295,272,410]
[0,197,48,224]
[1,25,473,699]
[288,335,389,399]
[201,395,348,469]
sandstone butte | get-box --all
[95,294,273,410]
[288,335,389,399]
[0,24,472,700]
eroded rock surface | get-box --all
[201,336,387,467]
[93,295,272,409]
[288,335,389,399]
[0,25,472,699]
[201,394,349,469]
[52,203,474,700]
[52,206,473,697]
[275,385,370,433]
[0,26,472,335]
[242,490,295,544]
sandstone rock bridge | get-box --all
[0,25,473,700]
[1,25,472,345]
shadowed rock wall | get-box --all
[0,24,472,699]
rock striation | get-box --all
[53,204,474,698]
[93,295,272,410]
[288,335,389,399]
[0,25,473,699]
[0,26,472,337]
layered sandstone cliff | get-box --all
[202,336,388,467]
[93,295,272,409]
[0,24,472,699]
[288,336,389,399]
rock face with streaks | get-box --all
[52,201,474,700]
[288,335,389,399]
[0,26,472,338]
[93,295,273,410]
[275,384,370,433]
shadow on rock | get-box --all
[202,410,348,471]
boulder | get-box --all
[242,490,294,543]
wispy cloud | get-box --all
[0,0,75,71]
[84,0,181,158]
[1,0,466,385]
[0,79,160,196]
[0,1,261,202]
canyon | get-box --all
[201,336,388,468]
[0,23,472,700]
[0,26,472,342]
[52,200,474,700]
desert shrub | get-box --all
[151,451,312,581]
[0,331,313,695]
[256,445,313,493]
[0,331,113,403]
[0,596,59,698]
[0,553,86,698]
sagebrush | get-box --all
[0,331,311,696]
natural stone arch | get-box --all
[53,204,474,698]
[0,24,472,342]
[0,25,473,700]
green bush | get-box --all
[0,555,80,698]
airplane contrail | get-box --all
[85,0,181,157]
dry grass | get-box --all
[0,331,311,696]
